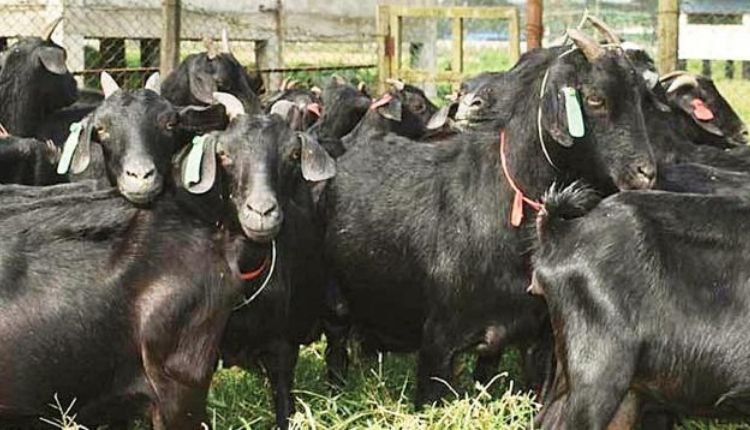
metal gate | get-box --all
[376,5,521,93]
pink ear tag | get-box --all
[691,99,714,121]
[369,93,393,110]
[307,103,322,117]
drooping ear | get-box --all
[673,93,723,136]
[189,67,218,105]
[297,132,336,181]
[57,117,95,175]
[178,134,218,194]
[269,100,305,130]
[144,72,161,94]
[213,91,246,121]
[372,94,402,122]
[101,71,120,99]
[176,103,228,133]
[541,82,577,148]
[425,105,452,130]
[37,46,68,75]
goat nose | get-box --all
[125,163,156,180]
[470,98,483,108]
[247,197,278,216]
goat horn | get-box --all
[357,81,367,93]
[221,29,231,53]
[286,79,300,90]
[281,78,291,90]
[567,29,605,63]
[213,92,246,120]
[203,36,218,60]
[586,16,621,45]
[385,78,405,91]
[332,74,346,85]
[42,17,63,41]
[659,70,689,83]
[666,73,699,94]
[310,86,322,96]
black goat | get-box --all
[0,18,77,137]
[0,97,334,429]
[533,184,750,429]
[323,30,656,406]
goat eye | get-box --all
[165,120,177,130]
[291,148,301,161]
[586,95,605,108]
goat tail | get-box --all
[536,181,601,242]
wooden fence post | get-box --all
[160,0,180,78]
[526,0,543,51]
[657,0,679,74]
[376,5,392,95]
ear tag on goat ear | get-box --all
[57,121,83,175]
[184,135,206,186]
[562,87,585,138]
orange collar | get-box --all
[500,130,544,227]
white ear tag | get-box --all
[183,135,206,187]
[57,121,83,174]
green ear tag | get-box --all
[184,135,206,186]
[57,121,83,174]
[562,87,585,138]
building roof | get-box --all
[682,0,750,14]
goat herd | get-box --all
[1,15,750,430]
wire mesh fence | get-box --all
[2,0,750,96]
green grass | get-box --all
[205,342,538,429]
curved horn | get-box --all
[357,81,367,93]
[203,36,218,60]
[659,70,689,83]
[221,29,231,53]
[586,15,621,45]
[42,17,63,41]
[666,73,699,94]
[286,79,300,90]
[567,29,605,63]
[385,78,405,91]
[310,86,322,96]
[213,91,246,120]
[331,74,346,85]
[281,78,291,90]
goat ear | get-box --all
[426,105,452,130]
[376,97,403,122]
[176,104,228,133]
[179,134,218,194]
[37,46,68,75]
[101,72,120,99]
[542,84,579,148]
[298,132,336,181]
[189,69,218,105]
[57,118,94,175]
[144,72,161,94]
[672,93,723,136]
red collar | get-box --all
[500,130,544,227]
[239,256,270,281]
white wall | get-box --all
[679,13,750,61]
